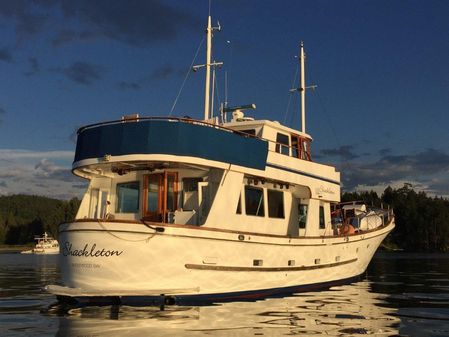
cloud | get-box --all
[149,64,181,80]
[117,64,183,91]
[0,149,73,160]
[0,181,7,188]
[54,61,104,85]
[34,158,77,182]
[118,81,142,91]
[0,149,82,199]
[0,0,47,37]
[0,106,5,123]
[341,148,449,196]
[320,145,360,160]
[378,148,392,156]
[1,1,200,47]
[0,48,13,63]
[51,29,97,47]
[57,0,200,47]
[24,57,40,76]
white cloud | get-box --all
[0,149,74,160]
[0,149,85,199]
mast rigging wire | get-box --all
[169,36,205,116]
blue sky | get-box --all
[0,0,448,199]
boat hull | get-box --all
[49,220,394,304]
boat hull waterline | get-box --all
[47,219,394,304]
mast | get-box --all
[290,41,317,133]
[204,16,212,121]
[193,16,222,121]
[300,41,306,133]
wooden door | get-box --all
[143,172,178,222]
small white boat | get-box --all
[21,232,59,255]
[47,14,394,305]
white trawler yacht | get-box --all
[21,232,59,255]
[47,15,394,305]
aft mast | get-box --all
[300,41,306,133]
[291,41,316,133]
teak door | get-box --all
[143,172,178,222]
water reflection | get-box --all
[2,253,449,336]
[53,281,401,336]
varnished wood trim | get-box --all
[185,258,358,272]
[69,217,394,241]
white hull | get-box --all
[49,219,394,301]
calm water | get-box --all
[1,252,449,336]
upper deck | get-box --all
[74,116,268,171]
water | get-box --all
[1,253,449,336]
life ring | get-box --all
[339,223,355,235]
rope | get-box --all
[283,63,299,124]
[97,220,156,242]
[169,36,205,115]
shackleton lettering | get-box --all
[62,242,123,257]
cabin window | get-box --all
[116,181,140,213]
[245,186,265,217]
[275,133,290,155]
[319,206,325,229]
[291,135,300,158]
[240,129,256,136]
[166,173,177,212]
[298,204,308,228]
[182,177,202,211]
[268,190,284,218]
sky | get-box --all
[0,0,448,199]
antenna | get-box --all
[289,41,317,133]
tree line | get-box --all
[0,195,80,245]
[342,184,449,252]
[1,185,448,251]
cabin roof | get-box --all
[223,119,313,141]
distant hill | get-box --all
[0,195,80,244]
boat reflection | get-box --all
[54,280,400,336]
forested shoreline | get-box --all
[0,195,80,245]
[0,185,448,252]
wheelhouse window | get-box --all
[116,181,140,213]
[319,206,325,229]
[267,190,284,218]
[245,186,264,217]
[299,204,308,228]
[291,134,312,161]
[275,133,290,155]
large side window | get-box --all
[275,133,290,155]
[268,190,284,218]
[319,205,325,229]
[182,177,202,211]
[245,186,264,217]
[116,181,140,213]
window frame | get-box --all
[244,185,265,217]
[267,189,285,219]
[319,205,325,229]
[116,181,140,214]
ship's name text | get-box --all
[62,242,123,257]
